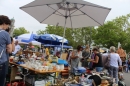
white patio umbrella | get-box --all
[20,0,111,50]
[15,33,41,47]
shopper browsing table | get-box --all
[0,15,12,86]
[89,47,103,72]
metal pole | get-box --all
[61,18,67,52]
[90,27,92,47]
[61,2,69,58]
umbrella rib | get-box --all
[54,13,64,17]
[47,4,64,16]
[70,14,85,17]
[75,7,102,25]
[40,5,63,23]
[68,6,73,29]
[20,3,61,9]
[72,3,111,10]
[68,5,85,17]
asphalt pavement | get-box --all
[123,72,130,86]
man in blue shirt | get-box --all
[0,15,12,86]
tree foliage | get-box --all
[37,25,96,48]
[13,27,29,37]
[93,13,130,52]
[36,14,130,52]
[93,21,125,48]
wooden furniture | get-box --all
[9,62,67,81]
[20,64,67,73]
[10,64,18,82]
[61,53,68,60]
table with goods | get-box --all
[8,50,69,86]
[7,49,118,86]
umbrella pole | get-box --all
[60,16,67,59]
[61,17,67,56]
[61,3,69,59]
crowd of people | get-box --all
[65,45,130,85]
[1,15,130,86]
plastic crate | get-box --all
[57,59,68,65]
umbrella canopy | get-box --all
[44,44,55,47]
[34,34,58,41]
[16,33,41,46]
[20,0,111,51]
[54,34,68,43]
[16,33,35,41]
[20,0,111,28]
[56,45,72,49]
[34,34,68,45]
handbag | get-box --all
[104,54,110,69]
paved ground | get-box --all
[123,72,130,86]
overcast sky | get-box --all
[0,0,130,33]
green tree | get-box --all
[93,21,121,48]
[13,27,29,37]
[36,30,46,35]
[123,27,130,52]
[36,25,96,48]
[93,14,130,51]
[112,14,130,31]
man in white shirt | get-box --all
[12,41,21,55]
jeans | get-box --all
[126,65,130,72]
[109,66,118,84]
[0,62,7,86]
[95,67,103,72]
